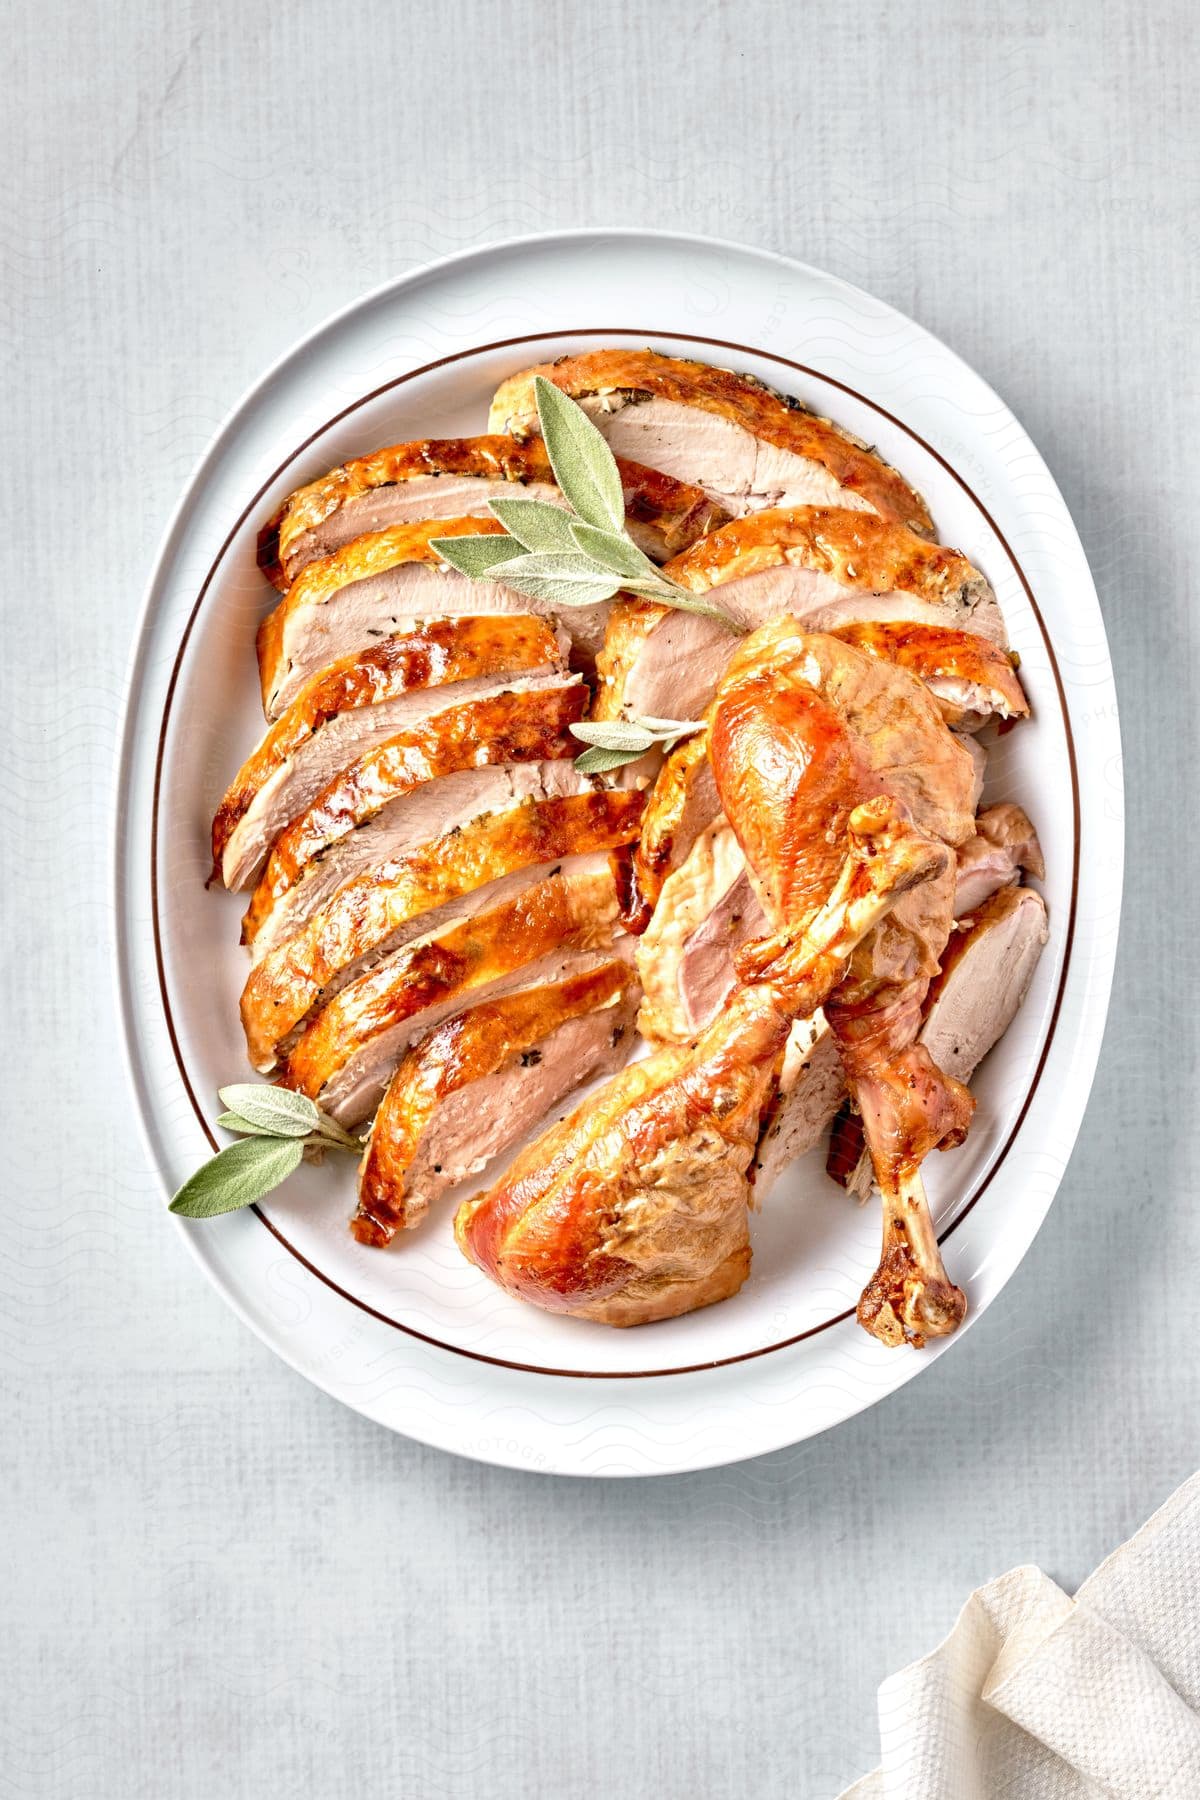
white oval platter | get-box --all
[114,230,1122,1476]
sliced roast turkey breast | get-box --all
[351,958,638,1244]
[595,506,1005,726]
[221,668,580,896]
[624,732,717,931]
[489,350,933,534]
[954,804,1045,916]
[280,861,624,1123]
[258,434,726,589]
[240,788,645,1070]
[213,615,568,889]
[925,884,1049,1074]
[247,760,593,964]
[830,621,1028,731]
[242,681,588,949]
[258,517,610,722]
[752,1018,847,1196]
[636,816,766,1044]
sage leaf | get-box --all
[430,534,525,579]
[574,744,648,775]
[534,374,624,533]
[215,1111,280,1137]
[502,576,621,609]
[169,1137,304,1218]
[487,496,577,555]
[490,552,622,609]
[217,1083,319,1137]
[568,521,664,585]
[570,713,704,774]
[570,720,656,753]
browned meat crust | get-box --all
[240,789,645,1068]
[831,621,1028,725]
[279,868,622,1105]
[665,505,979,595]
[626,731,713,930]
[489,350,933,535]
[595,505,995,722]
[255,516,510,715]
[352,960,636,1244]
[242,681,586,945]
[211,614,563,879]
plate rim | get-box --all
[112,228,1122,1469]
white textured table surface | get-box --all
[5,4,1193,1795]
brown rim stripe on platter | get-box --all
[151,327,1081,1381]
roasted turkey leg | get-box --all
[456,799,947,1326]
[711,621,979,1347]
[829,1028,972,1345]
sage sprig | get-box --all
[432,376,738,625]
[169,1084,364,1219]
[570,715,704,775]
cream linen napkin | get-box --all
[841,1472,1200,1799]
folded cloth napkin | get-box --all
[841,1471,1200,1799]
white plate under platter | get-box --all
[114,230,1122,1475]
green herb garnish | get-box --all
[169,1085,363,1219]
[431,377,737,625]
